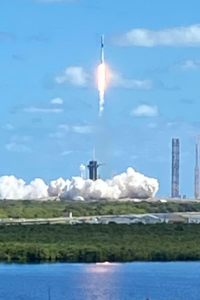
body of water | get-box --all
[0,262,199,300]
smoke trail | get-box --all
[0,167,159,200]
[99,91,105,116]
[93,106,112,180]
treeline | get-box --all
[0,200,200,219]
[1,223,200,263]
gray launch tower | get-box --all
[195,135,200,199]
[171,138,180,198]
[87,149,104,181]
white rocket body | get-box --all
[101,35,105,63]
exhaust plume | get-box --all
[0,167,159,200]
[97,62,106,116]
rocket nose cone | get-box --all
[101,35,104,46]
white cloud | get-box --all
[72,125,93,134]
[5,143,31,153]
[110,71,152,89]
[58,124,69,131]
[166,122,175,128]
[147,122,158,128]
[11,135,33,142]
[55,67,89,87]
[131,105,158,117]
[51,97,63,105]
[130,155,138,160]
[114,24,200,47]
[0,31,16,41]
[150,156,169,163]
[177,59,200,70]
[33,0,74,2]
[113,150,127,157]
[61,151,73,156]
[166,121,195,134]
[49,132,65,139]
[49,125,92,139]
[24,107,63,113]
[2,124,14,130]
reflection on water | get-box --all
[0,262,200,300]
[86,262,120,273]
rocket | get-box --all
[100,35,105,63]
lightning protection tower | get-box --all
[171,138,180,198]
[195,135,200,199]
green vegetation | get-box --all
[0,200,199,219]
[1,223,200,263]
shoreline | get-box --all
[1,260,200,265]
[1,223,200,263]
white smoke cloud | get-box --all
[0,176,48,200]
[0,167,159,200]
[47,178,70,197]
[99,91,104,116]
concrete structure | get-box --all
[138,214,162,224]
[4,212,200,226]
[171,138,180,198]
[101,217,133,224]
[63,211,72,218]
[99,214,162,225]
[168,215,188,223]
[184,214,200,223]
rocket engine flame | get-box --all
[97,62,106,116]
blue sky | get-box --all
[1,0,200,197]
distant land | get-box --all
[0,200,200,263]
[0,223,200,263]
[0,199,200,219]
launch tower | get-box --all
[87,149,104,181]
[171,138,180,198]
[195,135,200,199]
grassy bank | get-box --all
[0,200,200,219]
[1,223,200,263]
